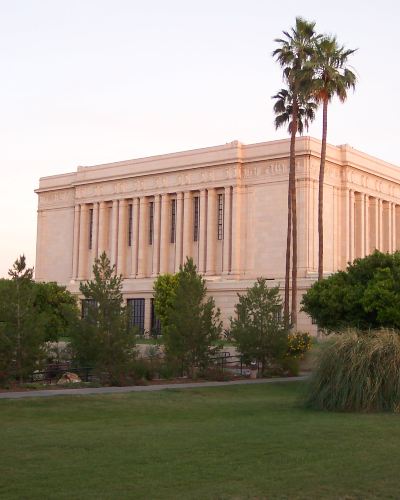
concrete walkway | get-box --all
[0,375,308,400]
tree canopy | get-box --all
[71,252,136,384]
[230,278,288,372]
[154,258,222,376]
[301,251,400,331]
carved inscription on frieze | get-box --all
[39,189,74,208]
[74,159,293,200]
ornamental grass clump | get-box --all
[306,329,400,412]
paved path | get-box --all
[0,375,308,400]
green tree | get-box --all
[160,258,222,376]
[301,251,400,331]
[309,36,357,281]
[153,273,179,337]
[272,86,317,325]
[273,17,320,327]
[34,282,79,342]
[230,278,288,374]
[71,252,136,384]
[0,256,44,382]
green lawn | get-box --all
[1,382,400,499]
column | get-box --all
[343,188,350,265]
[364,195,369,257]
[92,202,99,260]
[368,197,377,252]
[206,188,217,275]
[391,202,396,253]
[396,205,400,251]
[72,205,80,279]
[231,186,242,276]
[382,201,390,252]
[222,186,232,274]
[378,199,383,251]
[349,190,355,263]
[392,204,397,252]
[110,200,119,266]
[78,204,89,279]
[198,189,207,274]
[152,195,161,276]
[160,194,170,274]
[130,198,139,277]
[137,197,148,278]
[117,199,128,275]
[182,191,193,262]
[175,192,184,272]
[97,201,108,256]
[354,193,365,259]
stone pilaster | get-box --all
[72,205,80,279]
[137,197,148,278]
[222,186,232,274]
[110,200,119,267]
[182,191,193,262]
[152,195,161,276]
[198,189,207,274]
[117,199,128,275]
[206,188,217,275]
[159,194,170,274]
[78,204,89,279]
[130,198,139,277]
[175,192,184,272]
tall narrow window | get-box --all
[81,298,96,319]
[149,202,154,245]
[193,196,200,242]
[88,208,94,249]
[170,199,176,243]
[127,298,145,334]
[128,204,133,246]
[217,193,224,240]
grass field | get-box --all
[1,382,400,499]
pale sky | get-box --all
[1,0,398,278]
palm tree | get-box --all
[273,17,319,327]
[310,37,356,281]
[272,88,317,325]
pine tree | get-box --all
[71,252,136,384]
[0,255,44,383]
[162,258,222,377]
[230,278,288,374]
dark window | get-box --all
[217,193,224,240]
[88,208,94,249]
[193,196,199,242]
[127,298,145,334]
[149,202,154,245]
[128,204,133,246]
[151,298,162,337]
[81,298,97,319]
[170,199,176,243]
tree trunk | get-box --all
[318,98,328,281]
[284,161,292,326]
[290,98,299,328]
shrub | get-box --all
[305,329,400,412]
[287,332,311,358]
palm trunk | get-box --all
[284,164,292,326]
[318,98,328,281]
[290,98,299,328]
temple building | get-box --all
[35,136,400,333]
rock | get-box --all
[57,372,82,384]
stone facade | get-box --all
[35,137,400,333]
